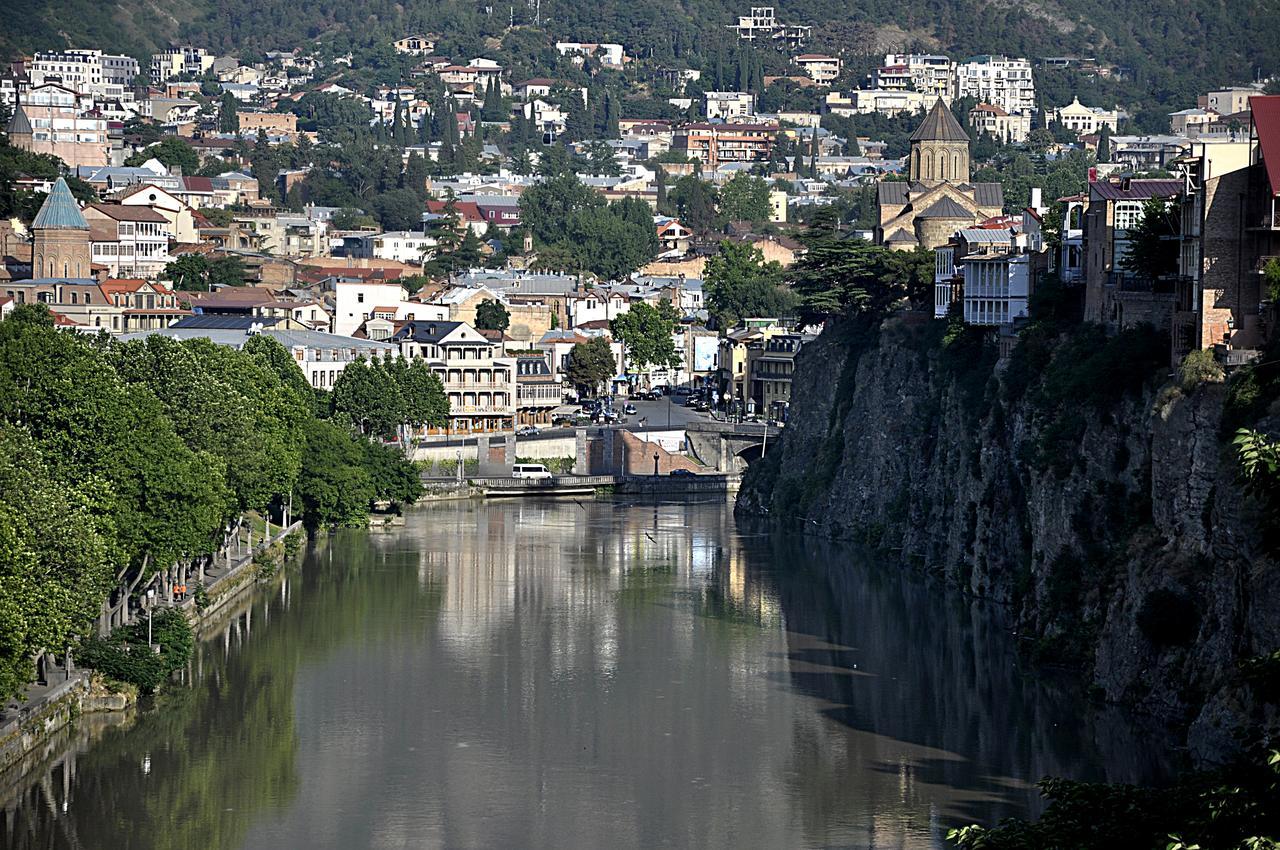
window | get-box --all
[357,292,364,303]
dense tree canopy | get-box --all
[703,241,796,328]
[610,301,681,377]
[565,337,616,396]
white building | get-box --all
[832,88,938,117]
[390,320,517,433]
[1050,97,1119,137]
[794,55,841,85]
[150,47,216,84]
[705,91,757,121]
[371,230,437,264]
[29,50,139,94]
[969,103,1031,143]
[84,204,172,279]
[333,279,447,337]
[955,55,1036,115]
[554,42,624,69]
[879,54,955,99]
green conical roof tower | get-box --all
[32,177,89,231]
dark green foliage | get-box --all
[1027,324,1169,476]
[519,174,657,279]
[703,240,795,328]
[295,419,420,529]
[948,748,1280,849]
[475,298,510,332]
[788,233,933,322]
[78,608,194,694]
[564,337,616,396]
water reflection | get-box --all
[3,500,1174,849]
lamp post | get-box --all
[146,589,156,649]
[653,453,660,476]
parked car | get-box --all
[669,468,695,476]
[623,403,638,415]
[515,425,540,437]
[511,463,552,480]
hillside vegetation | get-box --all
[4,0,1278,118]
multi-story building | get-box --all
[968,103,1031,143]
[793,55,841,85]
[369,231,437,264]
[1169,108,1217,137]
[748,332,809,419]
[150,47,216,83]
[674,123,776,168]
[829,88,937,117]
[1083,177,1183,329]
[554,42,624,68]
[84,204,172,279]
[98,278,189,332]
[726,7,811,48]
[879,53,955,100]
[9,83,108,167]
[955,55,1036,116]
[516,353,560,425]
[1171,138,1256,362]
[29,49,139,93]
[1049,97,1119,137]
[956,229,1032,327]
[704,91,757,121]
[1207,87,1258,117]
[391,320,517,433]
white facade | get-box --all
[880,54,955,99]
[1050,97,1119,136]
[955,55,1035,115]
[963,253,1030,326]
[934,244,957,318]
[705,91,757,121]
[794,55,841,85]
[333,280,447,337]
[151,47,216,83]
[371,231,437,264]
[30,50,139,94]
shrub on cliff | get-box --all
[1179,349,1225,392]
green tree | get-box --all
[564,337,616,397]
[1097,124,1112,163]
[665,176,718,234]
[0,430,115,700]
[789,238,933,321]
[393,359,449,430]
[330,357,406,439]
[125,137,200,175]
[219,92,240,134]
[475,298,510,332]
[1120,197,1178,281]
[703,240,795,328]
[610,301,681,379]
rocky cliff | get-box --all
[737,316,1280,764]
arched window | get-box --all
[938,153,947,180]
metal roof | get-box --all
[7,105,31,135]
[918,197,973,219]
[1251,95,1280,196]
[121,326,396,352]
[172,315,284,330]
[1088,179,1182,201]
[32,178,88,231]
[910,99,971,143]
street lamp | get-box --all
[146,589,156,649]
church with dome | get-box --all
[875,99,1005,250]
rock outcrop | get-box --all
[737,317,1279,764]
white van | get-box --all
[511,463,553,480]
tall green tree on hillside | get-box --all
[703,240,795,328]
[717,172,772,225]
[475,299,510,331]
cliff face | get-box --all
[737,318,1280,764]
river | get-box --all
[2,498,1176,849]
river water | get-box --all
[3,499,1175,849]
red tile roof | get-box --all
[1252,95,1280,197]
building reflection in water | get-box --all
[2,499,1177,850]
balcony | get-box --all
[1106,272,1182,294]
